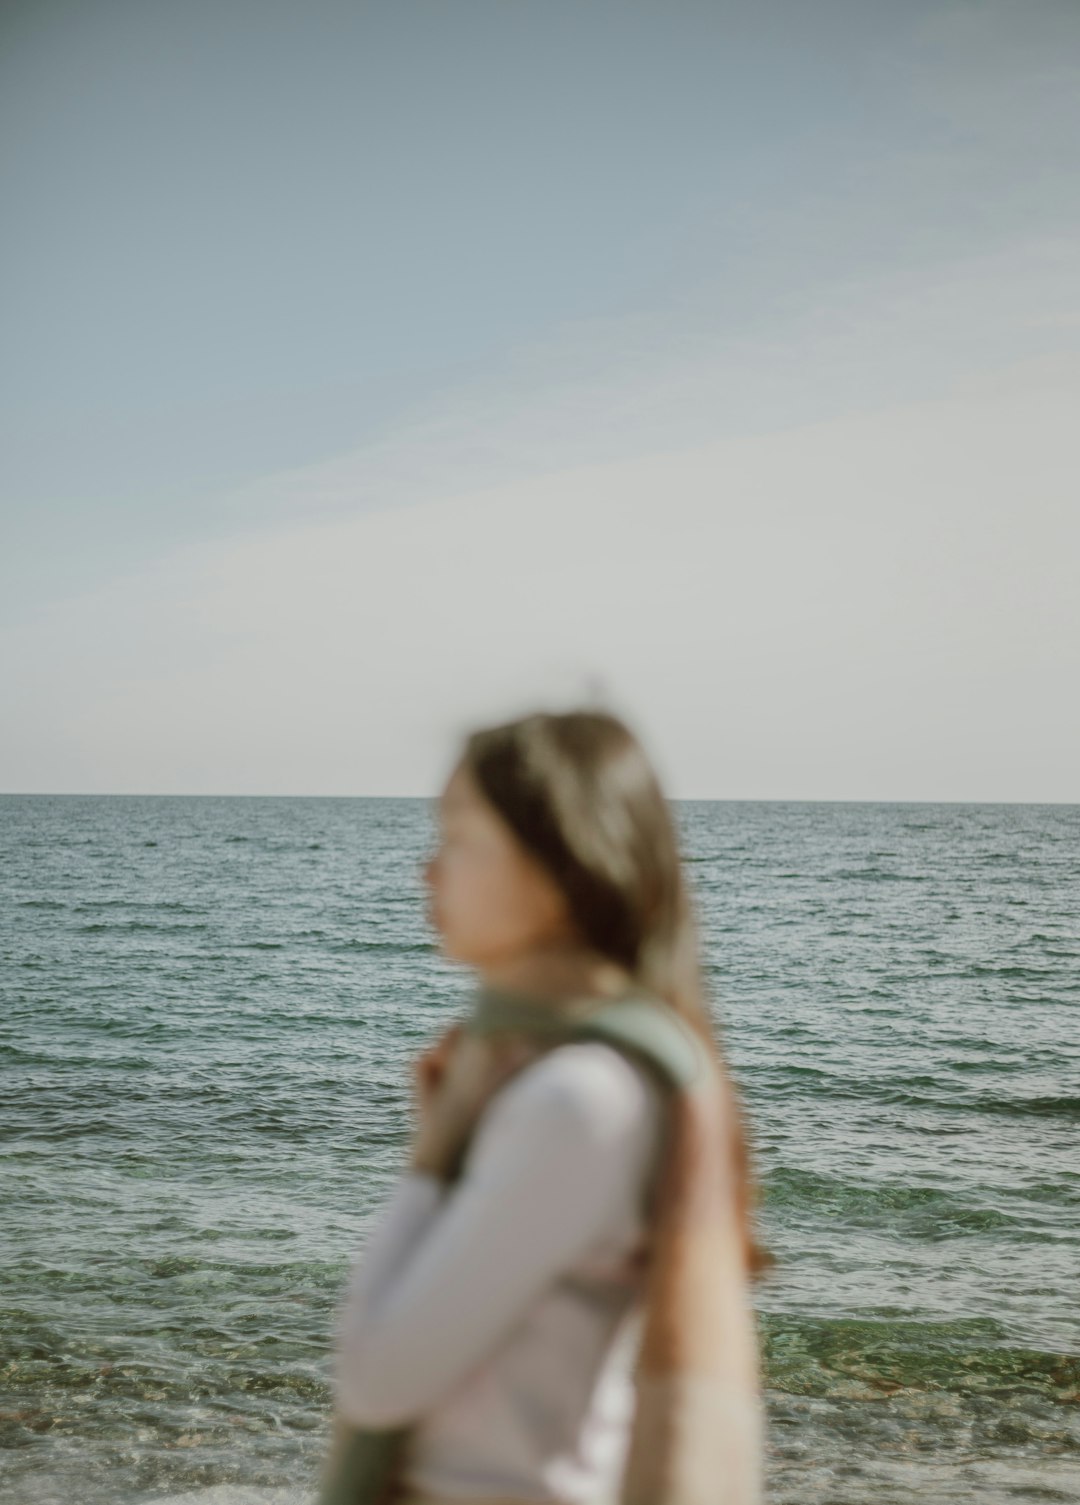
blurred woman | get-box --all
[324,707,770,1505]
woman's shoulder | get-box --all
[489,1037,668,1144]
[458,1040,669,1229]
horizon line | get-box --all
[1,791,1077,807]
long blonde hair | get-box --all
[458,707,773,1279]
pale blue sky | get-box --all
[2,0,1078,797]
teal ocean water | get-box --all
[2,795,1078,1505]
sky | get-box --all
[2,0,1078,800]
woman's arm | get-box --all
[332,1042,663,1428]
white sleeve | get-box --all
[332,1042,663,1428]
[331,1171,447,1336]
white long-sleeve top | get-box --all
[331,1038,669,1505]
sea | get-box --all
[1,794,1077,1505]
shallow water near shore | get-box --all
[2,795,1078,1504]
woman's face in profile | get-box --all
[423,764,572,969]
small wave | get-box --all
[764,1166,1031,1233]
[761,1313,1080,1402]
[77,921,209,934]
[141,1491,311,1505]
[965,961,1060,978]
[879,1087,1080,1121]
[979,1093,1080,1120]
[330,939,432,954]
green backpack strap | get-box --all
[566,995,707,1092]
[313,1424,408,1505]
[467,986,707,1092]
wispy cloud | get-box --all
[4,338,1076,799]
